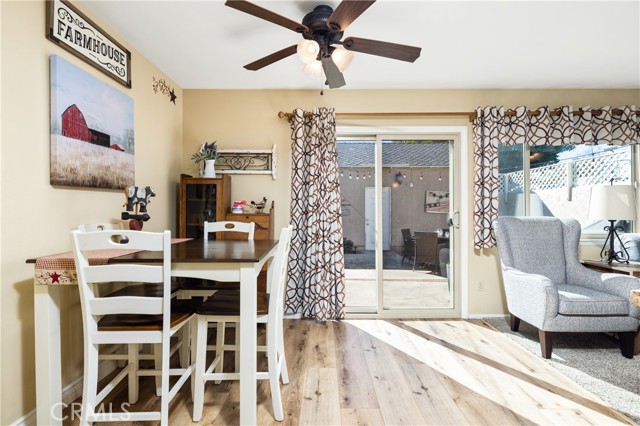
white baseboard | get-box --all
[11,360,119,426]
[467,313,509,319]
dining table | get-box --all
[27,236,279,426]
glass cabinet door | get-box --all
[185,182,218,239]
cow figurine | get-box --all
[123,186,156,213]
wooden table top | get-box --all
[109,238,279,264]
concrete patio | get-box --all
[344,250,451,309]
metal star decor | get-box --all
[152,77,177,104]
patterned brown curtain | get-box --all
[285,107,345,320]
[473,105,640,249]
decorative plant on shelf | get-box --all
[191,141,218,164]
[191,141,218,177]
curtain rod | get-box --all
[279,108,640,123]
[278,111,475,120]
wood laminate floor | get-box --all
[63,319,634,425]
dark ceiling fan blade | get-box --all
[343,37,421,62]
[244,45,297,71]
[327,0,376,32]
[321,57,346,89]
[225,0,308,33]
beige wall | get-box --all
[183,88,640,318]
[0,1,183,423]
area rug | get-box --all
[484,317,640,424]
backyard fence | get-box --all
[500,149,631,195]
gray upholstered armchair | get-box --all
[494,217,640,359]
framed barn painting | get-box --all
[425,190,449,213]
[50,55,134,189]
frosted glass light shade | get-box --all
[297,40,319,64]
[303,60,323,77]
[588,184,637,220]
[331,47,353,72]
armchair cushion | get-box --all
[556,285,629,316]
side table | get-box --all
[581,260,640,355]
[580,259,640,277]
[632,290,640,308]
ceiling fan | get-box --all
[225,0,422,89]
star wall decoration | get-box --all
[152,77,177,105]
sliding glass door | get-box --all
[338,135,457,316]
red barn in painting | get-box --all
[60,104,112,148]
[61,104,91,142]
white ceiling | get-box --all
[82,0,640,90]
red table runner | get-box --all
[33,238,191,285]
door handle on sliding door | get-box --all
[447,211,460,229]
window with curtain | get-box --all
[498,143,634,236]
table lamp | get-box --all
[588,184,637,264]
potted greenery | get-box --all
[191,141,218,177]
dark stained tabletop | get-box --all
[109,238,279,264]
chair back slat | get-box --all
[204,221,255,240]
[76,230,165,252]
[82,264,163,284]
[89,297,163,316]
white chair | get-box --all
[71,229,194,425]
[192,225,292,421]
[178,221,256,299]
[77,223,185,377]
[178,221,257,376]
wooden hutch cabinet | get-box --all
[223,201,274,240]
[178,174,230,239]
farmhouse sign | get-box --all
[46,0,131,88]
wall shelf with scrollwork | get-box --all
[214,145,277,180]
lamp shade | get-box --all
[331,47,353,72]
[297,40,319,64]
[303,60,323,77]
[588,184,637,220]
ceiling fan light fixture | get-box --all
[303,60,323,77]
[297,39,320,64]
[331,47,353,72]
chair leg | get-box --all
[619,331,635,359]
[215,321,225,384]
[192,316,208,422]
[234,324,240,373]
[154,343,162,396]
[127,344,139,404]
[510,314,520,332]
[80,343,99,426]
[539,330,553,359]
[179,323,190,368]
[267,327,284,421]
[278,328,289,384]
[160,340,170,426]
